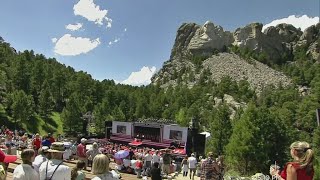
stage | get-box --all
[109,121,188,150]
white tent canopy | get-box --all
[200,131,211,139]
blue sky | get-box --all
[0,0,319,85]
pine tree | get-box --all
[39,80,53,118]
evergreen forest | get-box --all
[1,40,320,177]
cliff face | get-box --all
[152,21,320,92]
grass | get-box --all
[8,112,64,137]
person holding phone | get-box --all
[270,141,314,180]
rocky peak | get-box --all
[170,23,200,59]
[264,23,302,43]
[187,21,234,56]
[152,21,319,92]
[233,23,263,50]
[296,23,320,61]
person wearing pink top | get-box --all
[77,138,87,170]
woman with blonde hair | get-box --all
[13,149,39,180]
[92,154,118,180]
[270,141,314,180]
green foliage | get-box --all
[226,104,287,175]
[10,90,34,125]
[38,80,53,117]
[312,127,320,180]
[206,104,232,155]
[93,99,110,135]
[190,55,208,72]
[61,93,83,134]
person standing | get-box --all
[39,142,71,180]
[135,157,143,178]
[33,146,50,173]
[162,149,172,176]
[181,156,188,177]
[200,152,220,180]
[13,149,39,180]
[144,150,152,175]
[188,153,197,180]
[151,162,161,180]
[41,136,51,147]
[77,138,88,170]
[48,133,55,144]
[32,133,42,154]
[270,141,314,180]
[86,142,101,167]
[152,151,160,166]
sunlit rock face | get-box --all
[187,21,234,56]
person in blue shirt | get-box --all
[41,136,52,147]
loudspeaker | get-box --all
[105,121,112,128]
[194,134,206,156]
[186,130,193,155]
[106,127,112,139]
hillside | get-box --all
[152,21,320,92]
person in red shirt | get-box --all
[32,133,42,152]
[0,149,5,162]
[48,133,55,144]
[270,141,314,180]
[77,138,87,170]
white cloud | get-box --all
[51,38,57,43]
[73,0,112,28]
[124,28,127,32]
[121,66,157,86]
[263,15,319,31]
[65,23,83,31]
[105,17,112,29]
[108,38,121,46]
[53,34,100,56]
[114,38,120,43]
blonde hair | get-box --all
[21,149,35,166]
[290,141,314,174]
[93,142,98,149]
[92,154,110,175]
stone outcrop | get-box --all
[202,53,291,92]
[152,21,319,93]
[187,21,234,56]
[296,23,320,61]
[214,94,247,119]
[170,23,200,59]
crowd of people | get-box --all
[0,125,315,180]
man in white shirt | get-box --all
[33,146,49,173]
[39,142,71,180]
[188,153,197,180]
[152,151,160,165]
[144,151,152,175]
[144,151,152,167]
